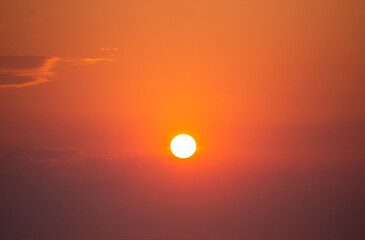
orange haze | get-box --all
[0,1,364,239]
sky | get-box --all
[0,0,364,239]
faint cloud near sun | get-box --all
[0,49,117,88]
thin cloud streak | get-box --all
[59,57,115,66]
[0,54,116,88]
[0,56,59,88]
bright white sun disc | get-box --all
[170,134,196,159]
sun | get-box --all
[170,134,197,159]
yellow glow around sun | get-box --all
[170,134,196,159]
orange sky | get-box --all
[0,1,364,239]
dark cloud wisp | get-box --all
[0,55,58,88]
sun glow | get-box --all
[170,134,196,159]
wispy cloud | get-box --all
[0,147,88,179]
[59,57,115,66]
[0,50,117,88]
[0,55,59,88]
[60,47,118,65]
[100,47,118,57]
[25,147,86,167]
[0,147,142,179]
